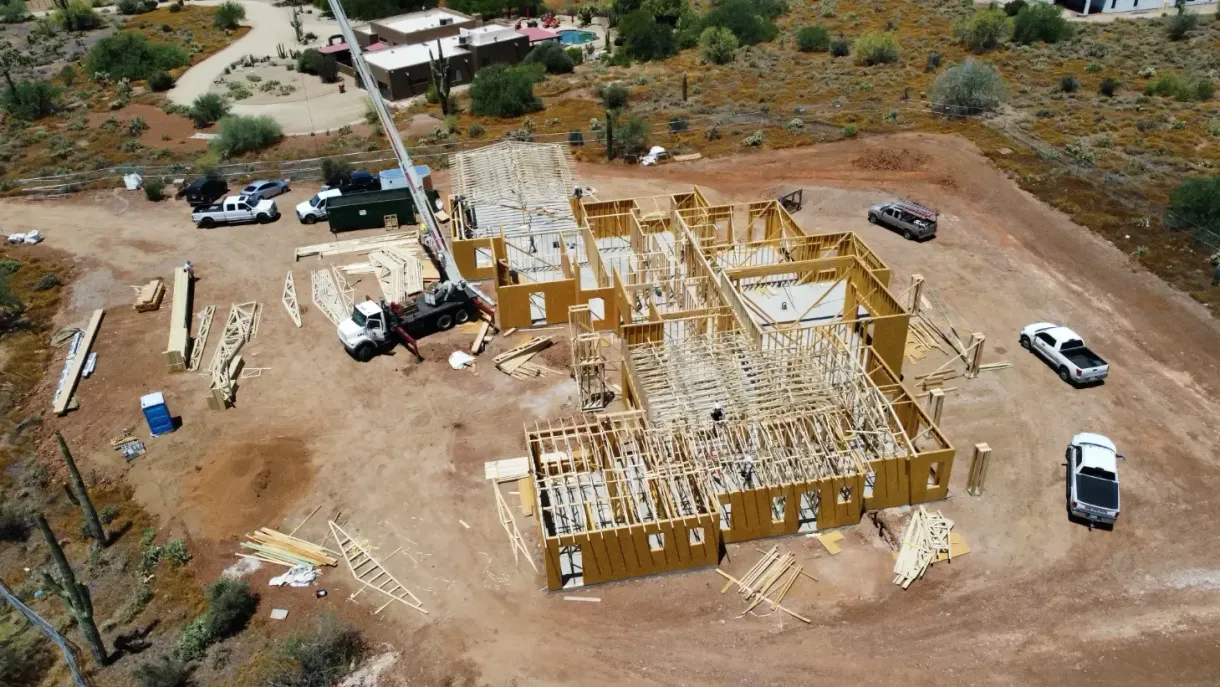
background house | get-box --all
[363,25,528,100]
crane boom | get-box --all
[324,0,493,305]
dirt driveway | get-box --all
[4,133,1219,685]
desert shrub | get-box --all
[117,0,156,14]
[85,31,188,81]
[148,70,174,92]
[795,25,830,52]
[297,48,325,74]
[1002,0,1027,16]
[667,116,688,132]
[619,10,676,61]
[164,539,191,567]
[955,8,1010,53]
[168,1,180,11]
[177,580,258,660]
[127,115,149,136]
[98,504,119,523]
[211,115,283,158]
[188,93,229,127]
[785,117,805,132]
[1168,176,1220,244]
[0,505,30,541]
[852,32,898,66]
[263,616,365,687]
[320,157,353,181]
[1011,2,1072,45]
[699,26,738,64]
[1060,73,1079,93]
[930,58,1007,116]
[842,123,857,137]
[132,654,191,687]
[0,0,28,22]
[469,64,543,118]
[0,638,52,686]
[565,46,583,65]
[925,51,941,72]
[829,38,850,57]
[53,0,100,30]
[1099,76,1119,97]
[1144,73,1214,101]
[58,64,77,86]
[467,123,485,138]
[213,0,245,29]
[524,41,575,74]
[742,129,763,146]
[1166,13,1197,41]
[143,178,166,201]
[702,0,777,45]
[0,80,61,120]
[33,273,59,290]
[317,56,339,83]
[599,82,629,109]
[613,112,650,157]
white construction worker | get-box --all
[741,453,754,487]
[710,402,725,423]
[183,260,193,275]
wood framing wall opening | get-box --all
[797,491,819,533]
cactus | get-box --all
[605,109,615,160]
[681,71,687,102]
[36,514,107,664]
[56,432,106,547]
[428,39,453,116]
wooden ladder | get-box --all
[328,521,428,615]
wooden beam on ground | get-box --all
[967,443,991,497]
[471,320,490,354]
[52,309,103,415]
[164,267,192,373]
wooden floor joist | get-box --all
[186,305,216,372]
[52,309,104,415]
[282,272,302,327]
[164,267,192,373]
[328,520,428,616]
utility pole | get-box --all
[35,514,107,665]
[0,578,88,687]
[56,431,107,547]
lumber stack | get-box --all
[164,267,192,373]
[494,336,554,379]
[51,309,104,415]
[484,456,529,482]
[892,507,953,589]
[133,278,165,312]
[904,318,947,363]
[238,528,339,568]
[715,546,811,623]
[293,231,420,261]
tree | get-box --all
[524,41,575,74]
[795,25,830,52]
[85,31,188,81]
[1002,0,1027,16]
[614,112,650,157]
[1165,13,1197,41]
[35,514,107,664]
[0,0,29,23]
[188,93,229,127]
[320,157,353,183]
[53,0,100,30]
[642,0,687,25]
[955,8,1010,53]
[147,70,174,92]
[428,39,453,115]
[1168,176,1220,246]
[699,26,737,64]
[599,82,628,109]
[213,0,245,29]
[701,0,777,45]
[0,80,59,120]
[56,432,106,547]
[618,10,676,61]
[0,34,32,93]
[853,32,899,66]
[930,58,1007,117]
[469,64,542,118]
[1011,2,1073,45]
[210,115,283,158]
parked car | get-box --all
[192,195,279,228]
[322,170,380,194]
[1019,323,1109,386]
[1066,433,1122,529]
[295,189,342,224]
[240,179,290,201]
[176,177,228,206]
[867,199,938,241]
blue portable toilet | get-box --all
[140,392,174,437]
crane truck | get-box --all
[338,282,494,362]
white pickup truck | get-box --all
[1019,323,1108,386]
[1066,433,1122,528]
[192,195,280,228]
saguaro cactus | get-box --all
[35,514,107,664]
[56,431,106,547]
[428,39,453,116]
[681,71,688,101]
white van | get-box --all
[296,189,342,224]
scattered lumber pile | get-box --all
[916,369,959,392]
[904,318,947,363]
[716,546,811,623]
[892,507,955,589]
[164,267,192,373]
[237,528,339,568]
[493,336,555,379]
[133,278,164,312]
[51,309,103,416]
[293,231,420,261]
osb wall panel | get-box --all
[909,447,954,504]
[576,285,619,332]
[452,236,504,281]
[718,475,865,544]
[543,514,719,590]
[865,457,910,511]
[497,279,577,329]
[621,321,664,347]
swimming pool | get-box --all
[559,29,597,45]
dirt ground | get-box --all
[3,132,1219,685]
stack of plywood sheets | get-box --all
[133,278,165,312]
[892,507,954,589]
[238,528,339,568]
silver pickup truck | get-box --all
[192,195,279,228]
[1066,433,1122,528]
[1020,322,1108,386]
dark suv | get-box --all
[176,177,229,206]
[322,170,380,194]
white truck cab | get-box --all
[296,189,342,224]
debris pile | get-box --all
[716,546,811,623]
[892,507,954,589]
[237,528,339,569]
[494,336,557,379]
